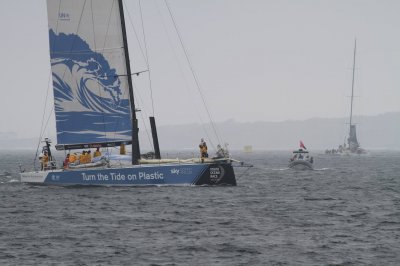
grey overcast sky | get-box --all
[0,0,399,139]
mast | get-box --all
[349,39,356,130]
[118,0,140,164]
[149,117,161,159]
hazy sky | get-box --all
[0,0,399,139]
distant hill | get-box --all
[2,112,399,151]
[152,112,400,151]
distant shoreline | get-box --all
[2,112,399,150]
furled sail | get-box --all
[47,0,132,150]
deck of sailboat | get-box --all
[66,156,234,169]
[26,158,232,173]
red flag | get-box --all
[300,141,307,150]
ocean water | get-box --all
[1,150,400,265]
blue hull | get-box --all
[22,163,236,186]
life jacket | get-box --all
[42,155,49,169]
[120,144,126,155]
[79,153,85,163]
[80,153,87,164]
[200,145,208,153]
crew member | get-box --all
[69,153,77,164]
[42,151,49,170]
[87,150,92,163]
[215,144,225,158]
[79,151,86,164]
[120,144,126,155]
[94,147,101,158]
[199,138,208,158]
[63,154,70,169]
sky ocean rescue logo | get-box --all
[170,168,193,175]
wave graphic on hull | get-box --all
[49,29,131,145]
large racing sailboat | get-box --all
[20,0,239,186]
[346,39,366,154]
[325,39,366,155]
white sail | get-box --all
[47,0,132,149]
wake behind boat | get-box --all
[288,141,314,170]
[20,0,247,186]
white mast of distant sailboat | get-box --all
[349,39,356,132]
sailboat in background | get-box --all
[325,39,366,155]
[20,0,241,186]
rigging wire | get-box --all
[124,0,156,120]
[163,0,223,148]
[34,0,64,169]
[97,0,151,155]
[153,0,216,149]
[131,79,154,149]
[123,1,148,69]
[123,0,158,150]
[34,72,54,170]
[138,0,156,117]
